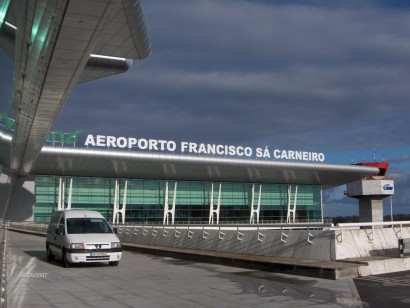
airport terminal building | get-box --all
[1,125,379,224]
[0,0,380,224]
[34,176,322,224]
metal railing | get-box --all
[7,221,333,236]
[110,218,330,225]
[8,222,48,234]
[336,221,410,229]
[112,222,332,230]
[112,223,329,246]
[334,221,410,244]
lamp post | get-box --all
[390,195,393,222]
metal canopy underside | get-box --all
[33,146,380,189]
[1,0,151,177]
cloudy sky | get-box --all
[49,0,410,216]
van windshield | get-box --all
[66,218,113,234]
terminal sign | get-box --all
[83,134,326,162]
[0,114,326,162]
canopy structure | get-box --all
[0,0,151,177]
[34,146,378,189]
[0,129,379,189]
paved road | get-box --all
[6,230,363,307]
[354,271,410,308]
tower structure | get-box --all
[347,162,394,223]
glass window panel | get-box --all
[34,176,322,224]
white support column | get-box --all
[163,181,169,224]
[62,179,65,209]
[120,180,127,224]
[286,185,298,223]
[58,177,66,211]
[209,183,221,224]
[113,180,127,224]
[250,184,262,224]
[163,182,177,225]
[287,185,291,223]
[294,185,298,222]
[58,177,74,210]
[249,184,255,224]
[320,188,324,223]
[112,179,119,223]
[66,177,73,210]
[171,182,177,225]
[208,183,214,224]
[58,177,63,210]
[258,185,262,222]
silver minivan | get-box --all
[46,210,122,267]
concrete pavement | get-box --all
[354,271,410,308]
[7,230,362,307]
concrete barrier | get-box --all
[211,230,235,252]
[117,226,406,262]
[248,229,276,256]
[116,226,335,261]
[293,230,332,261]
[195,229,219,251]
[228,229,254,254]
[333,226,410,260]
[8,222,410,262]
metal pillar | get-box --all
[58,177,73,210]
[390,195,394,222]
[209,183,221,224]
[113,179,127,224]
[67,177,72,210]
[250,184,262,224]
[57,178,64,210]
[286,184,298,223]
[320,188,323,223]
[163,181,177,225]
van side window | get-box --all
[48,212,62,232]
[58,214,65,232]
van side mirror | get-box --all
[113,227,118,234]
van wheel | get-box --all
[46,245,55,261]
[63,250,71,268]
[109,261,119,266]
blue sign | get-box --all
[383,184,393,191]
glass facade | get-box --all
[34,176,323,224]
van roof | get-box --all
[57,210,105,219]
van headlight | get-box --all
[111,242,121,249]
[70,243,84,249]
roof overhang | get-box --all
[1,0,151,177]
[28,146,380,189]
